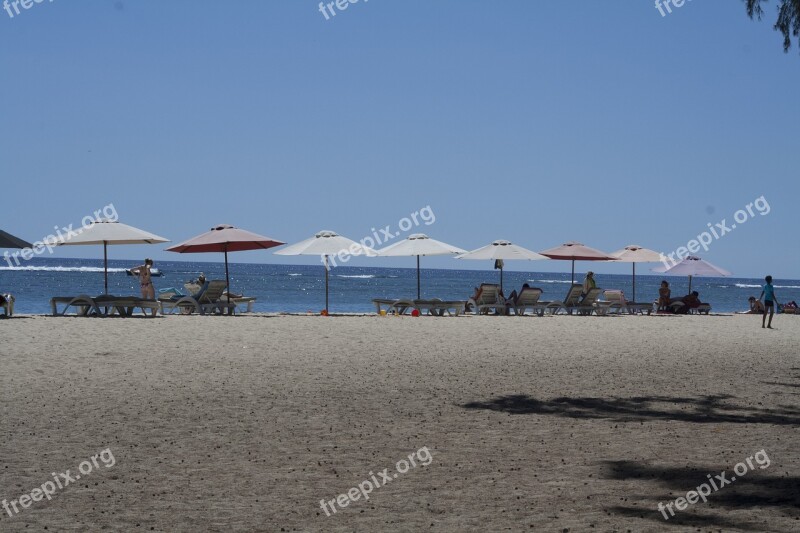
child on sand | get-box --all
[759,275,779,329]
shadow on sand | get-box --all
[461,393,800,425]
[602,460,800,531]
[461,387,800,530]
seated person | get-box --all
[675,291,705,314]
[191,280,210,300]
[464,286,480,313]
[465,284,504,314]
[748,296,765,314]
[581,272,596,298]
[222,289,244,301]
[165,280,209,302]
[657,281,671,311]
[506,283,532,306]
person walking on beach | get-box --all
[759,275,779,329]
[130,259,157,314]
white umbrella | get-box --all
[456,239,548,292]
[610,245,664,302]
[377,233,466,299]
[275,230,376,313]
[50,219,169,294]
[652,255,731,293]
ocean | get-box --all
[1,257,798,315]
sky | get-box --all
[2,0,798,278]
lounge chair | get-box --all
[670,301,711,315]
[51,295,101,316]
[372,298,414,315]
[413,299,466,316]
[506,287,547,316]
[549,287,607,315]
[601,290,652,315]
[576,288,609,315]
[467,284,506,315]
[220,292,257,313]
[542,284,584,315]
[51,295,159,317]
[160,280,235,315]
[1,293,15,317]
[94,296,160,317]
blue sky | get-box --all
[2,0,798,278]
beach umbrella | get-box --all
[609,245,663,302]
[539,241,616,284]
[166,224,284,299]
[275,230,376,313]
[456,239,548,292]
[376,234,466,299]
[652,255,731,293]
[50,219,168,294]
[0,229,32,250]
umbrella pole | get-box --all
[571,259,575,284]
[632,263,636,302]
[416,255,421,300]
[224,247,230,300]
[500,264,504,293]
[325,255,329,313]
[103,241,108,295]
[688,275,692,294]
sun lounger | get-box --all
[1,293,15,317]
[220,293,257,313]
[51,295,101,316]
[601,290,652,315]
[160,280,236,315]
[51,295,159,317]
[506,287,546,316]
[372,298,414,315]
[467,284,506,315]
[575,288,607,315]
[670,300,711,315]
[542,284,584,315]
[413,299,466,316]
[668,301,712,315]
[94,296,160,317]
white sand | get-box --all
[1,313,798,532]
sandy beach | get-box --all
[1,313,798,532]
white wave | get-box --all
[0,266,127,273]
[288,273,302,276]
[735,283,800,289]
[337,274,375,279]
[528,279,574,284]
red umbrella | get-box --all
[166,224,284,297]
[539,241,616,283]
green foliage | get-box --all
[745,0,800,53]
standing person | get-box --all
[130,259,157,315]
[582,271,596,298]
[759,275,779,329]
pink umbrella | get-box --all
[539,241,616,283]
[652,255,731,293]
[166,224,284,297]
